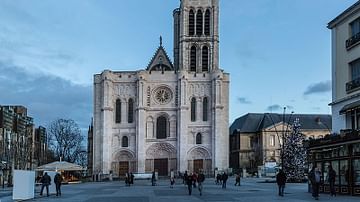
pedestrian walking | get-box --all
[170,176,175,188]
[197,171,205,196]
[187,173,193,195]
[234,173,240,186]
[54,173,62,197]
[222,172,228,189]
[183,171,188,185]
[40,172,51,197]
[130,172,135,185]
[328,165,336,196]
[276,169,286,196]
[192,172,198,188]
[216,173,221,185]
[151,171,156,186]
[125,172,130,186]
[309,167,321,200]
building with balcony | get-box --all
[328,1,360,133]
[229,113,331,174]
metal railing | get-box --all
[346,32,360,49]
[346,77,360,92]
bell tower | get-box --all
[174,0,219,72]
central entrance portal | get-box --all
[193,159,203,173]
[154,158,168,176]
[119,161,129,177]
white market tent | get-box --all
[36,161,84,171]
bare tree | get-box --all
[48,119,84,163]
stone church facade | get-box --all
[93,0,229,177]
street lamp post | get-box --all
[266,108,294,171]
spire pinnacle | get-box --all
[160,35,163,46]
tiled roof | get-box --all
[230,113,332,135]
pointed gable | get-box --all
[146,45,174,71]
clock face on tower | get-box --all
[154,86,173,104]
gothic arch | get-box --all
[112,149,136,161]
[187,146,211,160]
[146,142,176,159]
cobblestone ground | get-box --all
[1,177,359,202]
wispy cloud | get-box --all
[0,60,92,131]
[266,104,282,112]
[237,97,252,104]
[304,80,331,95]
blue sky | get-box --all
[0,0,357,132]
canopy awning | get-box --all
[339,100,360,114]
[36,161,84,171]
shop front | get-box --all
[307,132,360,196]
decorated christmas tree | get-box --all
[282,118,307,182]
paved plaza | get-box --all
[1,177,359,202]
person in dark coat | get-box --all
[309,167,321,200]
[151,171,156,186]
[221,172,228,189]
[216,173,221,185]
[187,174,193,195]
[183,171,188,185]
[54,173,62,196]
[130,172,135,185]
[234,173,240,186]
[197,171,205,196]
[192,173,197,188]
[276,169,286,196]
[40,172,51,197]
[328,165,336,196]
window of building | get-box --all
[270,135,275,146]
[205,9,210,36]
[191,97,196,122]
[196,133,202,144]
[351,59,360,81]
[203,97,208,121]
[189,10,195,36]
[128,98,134,123]
[353,159,360,185]
[351,18,360,37]
[156,116,167,139]
[350,109,360,130]
[115,99,121,123]
[202,46,209,72]
[122,136,128,147]
[196,9,203,36]
[190,46,197,71]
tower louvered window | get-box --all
[190,46,197,71]
[115,99,121,123]
[196,10,203,36]
[191,97,196,122]
[203,97,208,121]
[189,10,195,36]
[128,98,134,123]
[202,46,209,72]
[205,9,211,36]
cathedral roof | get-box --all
[146,38,174,72]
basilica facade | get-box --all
[93,0,229,177]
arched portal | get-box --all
[145,143,177,176]
[112,150,136,178]
[187,147,212,175]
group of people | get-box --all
[124,172,135,186]
[182,170,205,195]
[38,172,63,197]
[215,172,229,188]
[276,165,337,200]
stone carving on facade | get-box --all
[113,149,135,161]
[188,146,211,160]
[146,142,176,159]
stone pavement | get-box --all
[1,177,359,202]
